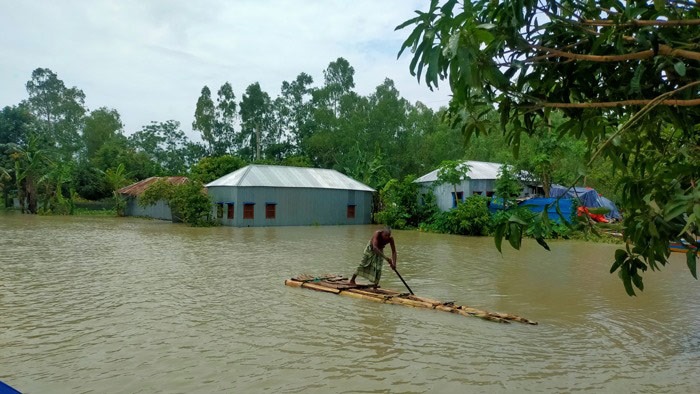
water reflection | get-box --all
[0,212,698,393]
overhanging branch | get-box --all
[582,19,700,27]
[538,98,700,108]
[529,44,700,62]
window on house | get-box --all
[216,203,224,218]
[227,203,234,219]
[243,203,255,219]
[265,203,276,219]
[451,191,464,207]
[347,204,356,219]
[486,191,495,197]
[473,191,483,196]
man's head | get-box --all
[381,227,392,239]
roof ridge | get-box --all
[236,165,255,187]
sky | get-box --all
[0,0,452,140]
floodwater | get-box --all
[1,212,698,393]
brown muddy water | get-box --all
[1,212,699,393]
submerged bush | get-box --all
[425,195,491,235]
[139,179,216,227]
[375,175,437,229]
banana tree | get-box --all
[11,135,52,214]
[104,163,130,216]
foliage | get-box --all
[189,155,247,184]
[375,175,435,229]
[494,164,522,209]
[239,82,273,161]
[398,0,700,294]
[25,68,86,159]
[83,107,123,160]
[104,163,130,216]
[72,160,110,201]
[139,178,215,226]
[10,134,52,213]
[426,195,491,235]
[138,179,175,207]
[435,160,470,206]
[129,120,203,175]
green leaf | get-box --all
[536,237,551,251]
[614,249,628,263]
[664,201,688,221]
[494,222,505,253]
[632,273,644,292]
[508,222,522,250]
[687,251,698,279]
[476,23,496,30]
[653,0,665,11]
[508,214,528,226]
[610,259,623,274]
[630,64,645,94]
[473,28,495,45]
[618,265,636,296]
[673,61,686,77]
[395,15,422,31]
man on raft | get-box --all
[349,227,397,287]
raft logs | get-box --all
[285,275,537,325]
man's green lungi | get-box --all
[354,242,384,284]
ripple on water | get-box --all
[1,215,699,393]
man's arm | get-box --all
[388,237,397,269]
[371,231,393,264]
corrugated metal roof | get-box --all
[118,176,189,196]
[205,165,375,192]
[414,161,504,183]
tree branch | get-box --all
[530,44,700,62]
[539,98,700,108]
[582,19,700,27]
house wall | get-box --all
[419,179,496,211]
[206,186,373,227]
[417,179,535,212]
[123,197,174,221]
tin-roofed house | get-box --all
[205,164,375,227]
[118,176,189,221]
[414,160,536,212]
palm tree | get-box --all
[104,163,130,216]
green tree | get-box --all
[239,83,273,161]
[72,160,110,201]
[375,175,434,229]
[129,120,200,175]
[322,57,356,118]
[435,160,470,207]
[215,82,238,155]
[398,0,700,294]
[277,73,314,152]
[93,135,159,180]
[494,164,522,210]
[83,107,123,160]
[10,134,52,213]
[193,86,217,155]
[25,68,87,159]
[104,163,130,216]
[0,105,34,146]
[0,105,35,207]
[189,155,247,184]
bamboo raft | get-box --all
[285,274,537,325]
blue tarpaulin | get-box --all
[488,196,575,223]
[549,185,622,220]
[519,197,574,223]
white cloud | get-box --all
[0,0,451,139]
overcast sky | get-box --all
[0,0,452,140]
